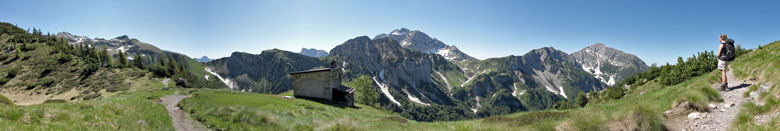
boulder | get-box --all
[175,78,188,87]
[688,112,706,120]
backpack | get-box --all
[720,39,736,61]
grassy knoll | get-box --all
[0,78,175,130]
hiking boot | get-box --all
[721,83,728,91]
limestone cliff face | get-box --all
[329,36,462,106]
[300,48,328,57]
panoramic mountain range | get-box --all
[52,28,650,117]
[200,28,649,116]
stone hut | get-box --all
[289,61,354,107]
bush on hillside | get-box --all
[604,86,627,100]
[56,53,71,63]
[5,66,21,78]
[0,94,12,105]
[344,75,378,107]
[0,78,9,85]
[618,51,718,87]
[574,92,588,107]
[620,105,664,131]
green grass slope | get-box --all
[178,89,577,130]
[0,77,175,130]
[730,41,780,130]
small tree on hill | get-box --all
[346,75,378,107]
[574,91,588,107]
[133,53,145,69]
[118,50,128,68]
[15,44,22,58]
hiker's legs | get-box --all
[718,60,729,90]
[723,61,729,83]
[721,69,727,83]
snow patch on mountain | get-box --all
[205,67,236,89]
[471,96,481,113]
[402,89,430,106]
[373,76,401,106]
[435,71,451,91]
[512,83,519,97]
[461,70,486,87]
[558,86,567,99]
[437,47,457,60]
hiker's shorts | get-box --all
[718,60,729,70]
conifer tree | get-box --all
[133,53,145,69]
[168,56,179,75]
[118,50,128,68]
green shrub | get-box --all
[604,87,627,100]
[5,66,21,78]
[0,54,8,60]
[623,105,664,131]
[0,108,24,121]
[568,110,606,130]
[344,75,378,107]
[0,77,9,85]
[574,92,588,107]
[57,53,72,63]
[43,99,67,103]
[734,112,752,125]
[696,86,721,102]
[0,94,12,105]
[676,91,708,112]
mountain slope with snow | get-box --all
[571,43,649,85]
[374,28,476,62]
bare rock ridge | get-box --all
[374,28,476,62]
[571,43,649,85]
[299,48,328,57]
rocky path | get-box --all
[161,91,209,131]
[670,68,769,131]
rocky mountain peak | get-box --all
[114,35,130,40]
[300,48,328,57]
[194,56,213,62]
[572,43,649,85]
[589,43,607,48]
[373,28,475,62]
[390,28,412,35]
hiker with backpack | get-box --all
[717,34,736,91]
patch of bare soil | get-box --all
[161,91,209,131]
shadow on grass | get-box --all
[296,96,358,109]
[728,83,752,91]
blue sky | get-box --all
[2,0,779,65]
